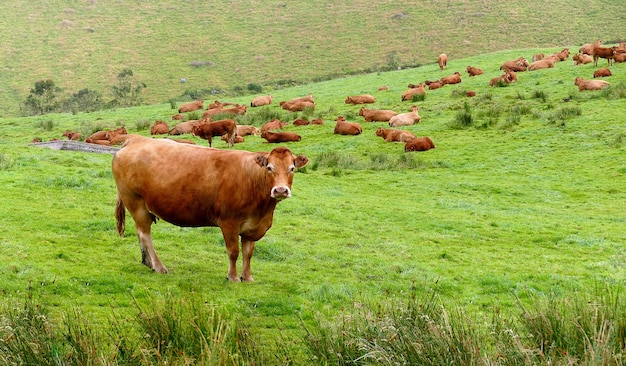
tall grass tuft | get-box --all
[532,89,548,102]
[35,119,56,131]
[449,102,474,129]
[546,106,582,125]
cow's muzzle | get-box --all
[271,186,292,200]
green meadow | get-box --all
[0,0,626,364]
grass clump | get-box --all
[449,102,474,129]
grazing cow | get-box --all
[261,130,302,143]
[440,72,462,85]
[592,46,617,66]
[528,58,555,71]
[375,127,417,143]
[178,100,203,113]
[192,119,237,147]
[237,125,260,136]
[425,80,444,90]
[593,68,612,78]
[500,57,529,72]
[250,95,273,107]
[401,84,426,101]
[261,119,288,133]
[579,39,601,55]
[150,121,169,135]
[404,137,435,152]
[344,94,376,104]
[279,100,315,112]
[62,131,81,140]
[168,120,201,135]
[389,106,421,127]
[573,53,593,65]
[466,66,484,76]
[437,53,448,70]
[358,107,398,122]
[532,54,545,62]
[333,117,362,135]
[292,118,310,126]
[112,137,309,280]
[574,77,610,91]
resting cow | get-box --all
[62,131,81,140]
[169,120,201,135]
[261,130,302,143]
[573,53,593,65]
[401,84,426,101]
[440,72,462,85]
[389,106,421,127]
[466,66,484,76]
[574,77,610,91]
[250,95,272,107]
[425,80,444,90]
[333,117,362,135]
[593,68,612,78]
[358,107,397,122]
[404,137,435,152]
[375,127,417,143]
[150,121,170,135]
[237,125,260,136]
[178,100,203,113]
[112,137,309,281]
[261,119,288,132]
[344,94,376,104]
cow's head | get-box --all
[255,147,308,200]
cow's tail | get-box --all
[115,194,126,237]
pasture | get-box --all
[1,47,625,363]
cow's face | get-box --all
[255,147,308,200]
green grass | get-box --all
[1,0,626,117]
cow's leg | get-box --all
[127,203,168,273]
[241,238,256,282]
[221,225,240,281]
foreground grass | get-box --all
[0,48,625,363]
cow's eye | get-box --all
[289,165,295,173]
[266,164,275,173]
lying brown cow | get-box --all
[344,94,376,104]
[593,68,612,78]
[169,120,201,135]
[62,131,81,140]
[191,119,237,147]
[150,120,169,135]
[466,66,484,76]
[375,127,416,142]
[358,107,398,122]
[250,95,272,107]
[574,77,610,91]
[261,130,302,143]
[279,100,315,112]
[404,136,435,152]
[178,100,203,113]
[440,72,462,85]
[334,117,362,135]
[112,137,308,281]
[261,119,288,133]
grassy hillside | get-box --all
[1,0,625,117]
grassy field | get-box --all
[1,0,626,117]
[1,42,625,362]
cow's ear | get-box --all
[255,154,268,167]
[294,155,309,168]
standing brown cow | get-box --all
[112,137,309,281]
[192,119,237,147]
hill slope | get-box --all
[1,0,625,117]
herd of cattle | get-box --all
[42,40,625,279]
[45,39,625,155]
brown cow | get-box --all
[389,106,421,127]
[237,125,260,136]
[466,66,484,76]
[375,127,417,143]
[311,118,325,125]
[579,39,601,55]
[358,107,398,122]
[62,131,81,140]
[279,100,315,112]
[401,84,426,101]
[109,133,142,146]
[86,127,127,144]
[573,53,593,65]
[440,72,462,85]
[171,114,184,120]
[574,77,610,91]
[169,120,201,135]
[425,80,444,90]
[404,137,435,152]
[250,95,272,107]
[500,57,529,72]
[261,119,288,133]
[261,130,302,143]
[614,52,626,63]
[112,137,308,280]
[192,119,237,147]
[592,46,617,66]
[178,100,203,113]
[593,68,612,78]
[334,117,362,135]
[528,58,555,71]
[437,53,448,70]
[222,135,245,144]
[532,54,544,62]
[344,94,376,104]
[292,118,310,126]
[150,121,169,135]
